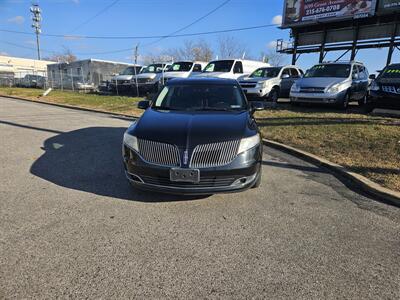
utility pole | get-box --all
[133,44,140,97]
[30,3,42,60]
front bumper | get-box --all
[109,82,132,91]
[123,145,262,195]
[369,90,400,108]
[242,87,269,98]
[290,90,347,104]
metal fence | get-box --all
[0,70,117,93]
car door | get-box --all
[350,65,360,100]
[358,65,369,98]
[279,68,292,97]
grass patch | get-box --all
[256,107,400,192]
[1,87,399,192]
[0,87,143,116]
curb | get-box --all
[263,139,400,206]
[1,94,139,119]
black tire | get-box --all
[269,88,279,103]
[358,95,368,107]
[252,172,261,189]
[339,93,350,110]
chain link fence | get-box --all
[0,69,118,94]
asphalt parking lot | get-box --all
[1,96,399,299]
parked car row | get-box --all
[108,59,270,95]
[238,60,399,110]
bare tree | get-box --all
[166,39,214,61]
[217,35,249,59]
[260,50,287,67]
[45,46,77,63]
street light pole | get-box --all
[30,4,42,60]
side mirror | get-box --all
[281,74,290,79]
[137,100,150,110]
[250,101,264,112]
[369,74,376,80]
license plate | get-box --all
[170,168,200,183]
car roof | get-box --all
[166,77,239,86]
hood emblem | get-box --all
[183,150,189,166]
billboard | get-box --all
[283,0,378,27]
[377,0,400,13]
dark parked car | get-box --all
[122,78,264,195]
[369,63,400,109]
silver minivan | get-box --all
[290,61,369,109]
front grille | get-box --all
[240,82,257,88]
[190,140,240,168]
[299,87,325,93]
[137,78,153,84]
[382,85,400,94]
[138,139,180,167]
[140,174,236,188]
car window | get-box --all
[381,65,400,78]
[358,65,368,80]
[153,85,247,111]
[352,65,359,79]
[249,67,281,78]
[233,62,243,74]
[204,60,234,73]
[281,68,290,78]
[290,68,300,78]
[193,64,202,72]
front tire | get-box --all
[269,88,279,103]
[339,93,350,110]
[252,172,261,188]
[358,95,367,107]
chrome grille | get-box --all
[299,87,325,93]
[240,81,257,88]
[138,139,180,167]
[190,140,240,168]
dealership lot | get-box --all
[1,97,399,298]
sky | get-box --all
[0,0,399,74]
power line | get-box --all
[69,0,121,33]
[0,24,276,40]
[143,0,232,47]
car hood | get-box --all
[164,72,189,79]
[296,77,346,88]
[113,75,134,80]
[240,77,273,83]
[194,72,232,79]
[136,73,156,79]
[128,109,254,149]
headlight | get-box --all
[291,83,300,93]
[123,132,139,152]
[237,134,261,154]
[258,81,268,88]
[327,82,348,94]
[370,81,380,91]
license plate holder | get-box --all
[170,168,200,183]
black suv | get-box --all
[369,63,400,109]
[122,78,264,195]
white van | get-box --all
[161,61,207,84]
[198,59,270,80]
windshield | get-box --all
[121,66,142,75]
[140,64,164,74]
[204,60,234,73]
[167,62,193,72]
[250,67,282,78]
[153,84,247,111]
[305,64,351,78]
[381,65,400,78]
